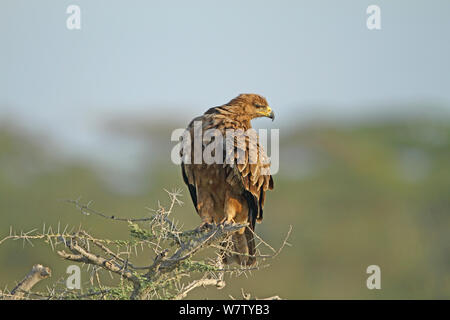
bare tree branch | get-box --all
[7,264,52,299]
[0,190,290,300]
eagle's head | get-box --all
[225,93,275,121]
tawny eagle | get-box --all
[180,94,274,266]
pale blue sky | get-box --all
[1,0,449,173]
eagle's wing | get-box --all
[181,115,274,227]
[181,162,197,213]
[180,118,200,213]
[223,128,274,227]
[222,129,273,266]
[180,115,273,266]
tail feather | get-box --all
[245,227,256,266]
[221,227,256,266]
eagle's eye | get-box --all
[254,104,265,109]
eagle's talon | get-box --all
[219,218,233,226]
[196,222,213,232]
[222,221,232,228]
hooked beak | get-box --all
[265,106,275,121]
[258,106,275,121]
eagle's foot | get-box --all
[196,221,214,232]
[219,218,234,227]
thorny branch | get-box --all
[0,189,291,300]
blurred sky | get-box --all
[1,0,450,169]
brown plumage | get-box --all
[180,94,274,266]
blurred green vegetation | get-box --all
[0,116,449,299]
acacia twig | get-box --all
[173,278,225,300]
